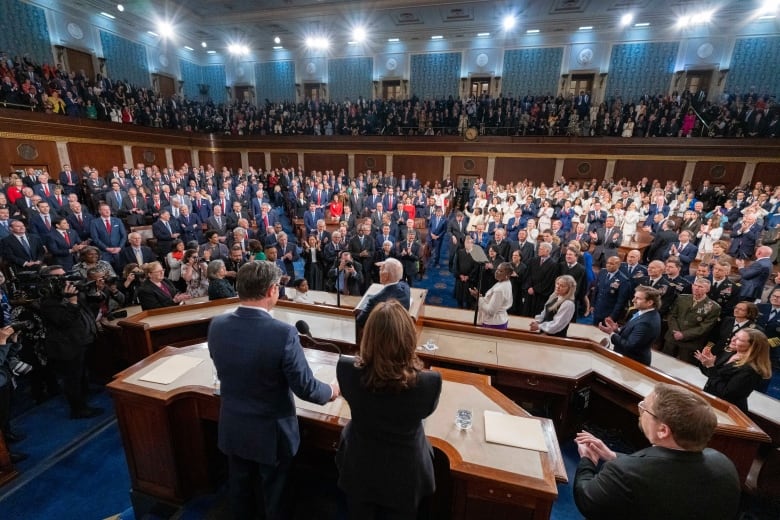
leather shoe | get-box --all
[10,452,29,463]
[4,430,26,444]
[70,407,104,420]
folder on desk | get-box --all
[139,355,204,385]
[483,410,548,452]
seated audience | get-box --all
[136,261,191,310]
[207,259,237,301]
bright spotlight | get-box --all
[274,36,281,44]
[305,36,330,49]
[227,44,249,56]
[116,4,124,12]
[502,15,516,31]
[352,26,367,43]
[620,13,633,26]
[201,41,207,48]
[157,21,174,39]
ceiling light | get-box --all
[347,41,357,45]
[526,29,540,34]
[274,36,281,44]
[759,14,777,19]
[227,44,249,56]
[116,4,124,12]
[620,13,633,26]
[273,46,283,50]
[431,35,443,40]
[305,36,329,49]
[157,21,174,39]
[184,46,194,51]
[634,22,650,27]
[477,32,490,37]
[147,31,159,37]
[352,27,367,43]
[579,26,593,31]
[201,42,207,48]
[502,15,516,31]
[100,12,115,19]
[207,50,216,54]
[388,38,399,42]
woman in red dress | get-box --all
[328,194,344,222]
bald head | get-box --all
[756,245,772,259]
[379,257,403,284]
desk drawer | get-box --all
[494,371,573,395]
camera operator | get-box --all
[37,265,103,420]
[327,251,364,296]
[1,324,29,461]
[119,263,145,305]
[84,268,126,325]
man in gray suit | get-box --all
[208,261,339,519]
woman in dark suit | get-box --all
[707,302,761,356]
[694,328,772,413]
[336,300,442,519]
[136,261,192,310]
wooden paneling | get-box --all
[391,155,444,185]
[171,149,191,169]
[494,158,556,185]
[451,156,489,180]
[755,163,780,188]
[198,151,241,171]
[270,152,299,170]
[303,153,348,173]
[355,154,387,175]
[562,159,607,183]
[691,161,745,189]
[67,142,124,176]
[132,146,166,168]
[247,152,266,169]
[0,138,60,176]
[613,160,686,184]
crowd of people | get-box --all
[1,50,777,138]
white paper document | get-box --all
[483,410,548,452]
[139,355,204,385]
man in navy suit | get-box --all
[47,218,87,271]
[89,203,127,264]
[736,245,773,302]
[303,202,323,235]
[592,256,632,326]
[1,220,45,269]
[396,230,422,287]
[27,200,56,237]
[116,232,157,272]
[427,206,447,267]
[599,285,661,365]
[66,202,94,241]
[208,261,338,519]
[355,258,411,327]
[728,215,761,259]
[620,249,648,289]
[59,164,80,197]
[178,205,204,245]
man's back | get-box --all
[574,445,740,520]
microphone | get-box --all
[295,320,312,338]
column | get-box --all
[241,151,249,171]
[191,149,199,168]
[264,152,271,171]
[604,160,616,182]
[348,154,355,178]
[165,148,174,168]
[56,141,70,170]
[386,154,393,173]
[443,156,452,181]
[297,152,305,170]
[553,159,565,184]
[122,145,133,168]
[486,157,496,184]
[682,161,696,185]
[740,163,756,188]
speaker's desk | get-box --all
[107,344,565,520]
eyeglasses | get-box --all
[637,400,657,419]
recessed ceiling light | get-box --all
[526,29,540,34]
[100,12,115,19]
[184,46,194,51]
[759,14,777,19]
[388,38,400,42]
[431,35,443,40]
[634,22,650,27]
[207,50,216,54]
[147,31,158,37]
[274,36,281,44]
[201,42,207,48]
[273,46,283,50]
[477,32,490,37]
[116,4,124,12]
[502,15,517,31]
[352,27,367,43]
[579,26,593,31]
[620,13,633,26]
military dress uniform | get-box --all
[662,295,721,364]
[708,278,741,319]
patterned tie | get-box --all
[43,215,50,229]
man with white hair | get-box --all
[355,257,411,327]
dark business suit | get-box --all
[336,356,441,516]
[738,257,772,301]
[209,306,332,519]
[592,270,631,326]
[355,281,411,328]
[700,351,764,413]
[574,446,740,520]
[728,223,761,259]
[152,218,181,256]
[1,233,45,268]
[47,228,81,271]
[136,279,180,310]
[89,216,127,263]
[67,213,94,241]
[591,226,622,267]
[116,245,157,272]
[610,310,661,365]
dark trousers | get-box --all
[347,496,425,520]
[49,350,88,414]
[228,453,291,520]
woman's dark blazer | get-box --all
[700,352,762,413]
[335,356,442,508]
[136,279,179,310]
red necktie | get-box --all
[57,196,62,205]
[63,232,70,245]
[67,172,72,183]
[264,215,269,228]
[77,214,83,224]
[105,219,111,233]
[44,185,49,196]
[317,192,321,205]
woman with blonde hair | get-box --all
[530,275,577,337]
[336,300,441,519]
[695,328,772,413]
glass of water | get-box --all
[455,408,473,430]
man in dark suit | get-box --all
[728,215,761,259]
[177,205,204,245]
[736,245,772,302]
[709,259,741,318]
[275,232,299,283]
[560,247,588,317]
[206,204,228,239]
[32,172,56,201]
[599,285,661,365]
[89,203,127,264]
[105,182,126,217]
[512,229,536,267]
[662,230,698,276]
[522,242,558,317]
[303,202,324,235]
[27,200,56,237]
[208,261,338,519]
[58,164,80,197]
[1,220,45,269]
[396,230,422,287]
[117,232,157,272]
[573,384,740,520]
[152,210,181,257]
[644,219,678,263]
[66,202,94,241]
[191,192,211,221]
[120,187,147,227]
[349,224,375,293]
[591,256,631,327]
[590,216,622,268]
[487,228,512,263]
[355,257,411,327]
[427,206,447,267]
[226,201,250,232]
[328,251,364,295]
[47,218,87,271]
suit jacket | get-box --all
[708,278,741,318]
[303,209,324,234]
[117,245,157,272]
[611,310,661,365]
[66,213,94,241]
[59,169,80,195]
[336,356,440,507]
[592,270,631,325]
[428,215,447,240]
[136,279,180,310]
[728,223,761,259]
[701,351,764,413]
[178,213,204,244]
[1,233,45,268]
[663,242,698,274]
[645,230,678,262]
[396,241,422,280]
[592,226,623,266]
[738,257,772,300]
[120,195,148,226]
[106,190,126,216]
[209,306,332,464]
[620,263,648,289]
[205,215,228,237]
[90,216,127,260]
[757,304,780,348]
[191,198,211,221]
[47,228,81,271]
[574,446,740,520]
[27,212,55,236]
[152,218,181,255]
[355,282,412,327]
